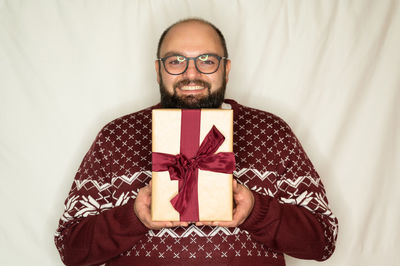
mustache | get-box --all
[173,79,211,90]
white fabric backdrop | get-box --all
[1,0,399,265]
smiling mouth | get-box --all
[180,85,205,91]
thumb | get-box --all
[142,182,152,195]
[232,179,239,193]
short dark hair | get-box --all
[156,18,228,59]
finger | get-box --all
[213,221,236,227]
[141,209,153,226]
[171,221,188,227]
[164,221,174,227]
[152,220,173,228]
[151,221,170,230]
[232,207,247,226]
[233,207,243,220]
[196,221,214,226]
[155,220,188,228]
[232,208,237,216]
[140,185,150,195]
[232,179,238,193]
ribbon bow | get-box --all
[152,125,236,221]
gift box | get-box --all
[151,109,235,222]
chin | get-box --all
[160,87,225,109]
[180,95,206,105]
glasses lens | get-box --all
[196,55,220,74]
[164,56,187,74]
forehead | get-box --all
[160,22,224,57]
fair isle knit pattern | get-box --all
[55,99,338,266]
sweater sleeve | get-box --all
[239,119,338,261]
[54,128,149,266]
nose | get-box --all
[182,58,201,79]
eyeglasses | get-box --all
[157,53,227,75]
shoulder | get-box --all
[230,100,292,133]
[103,106,153,132]
[96,105,154,140]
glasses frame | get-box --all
[157,53,227,75]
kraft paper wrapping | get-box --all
[151,109,233,222]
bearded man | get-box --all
[55,18,338,266]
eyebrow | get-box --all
[160,51,221,58]
[161,51,183,58]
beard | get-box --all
[159,72,227,109]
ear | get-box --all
[155,60,161,84]
[224,59,231,83]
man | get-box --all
[55,18,338,266]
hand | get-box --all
[196,179,254,227]
[134,181,189,230]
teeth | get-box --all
[181,86,204,91]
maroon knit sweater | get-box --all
[54,99,338,266]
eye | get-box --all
[167,56,186,65]
[198,55,215,65]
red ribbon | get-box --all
[152,110,235,221]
